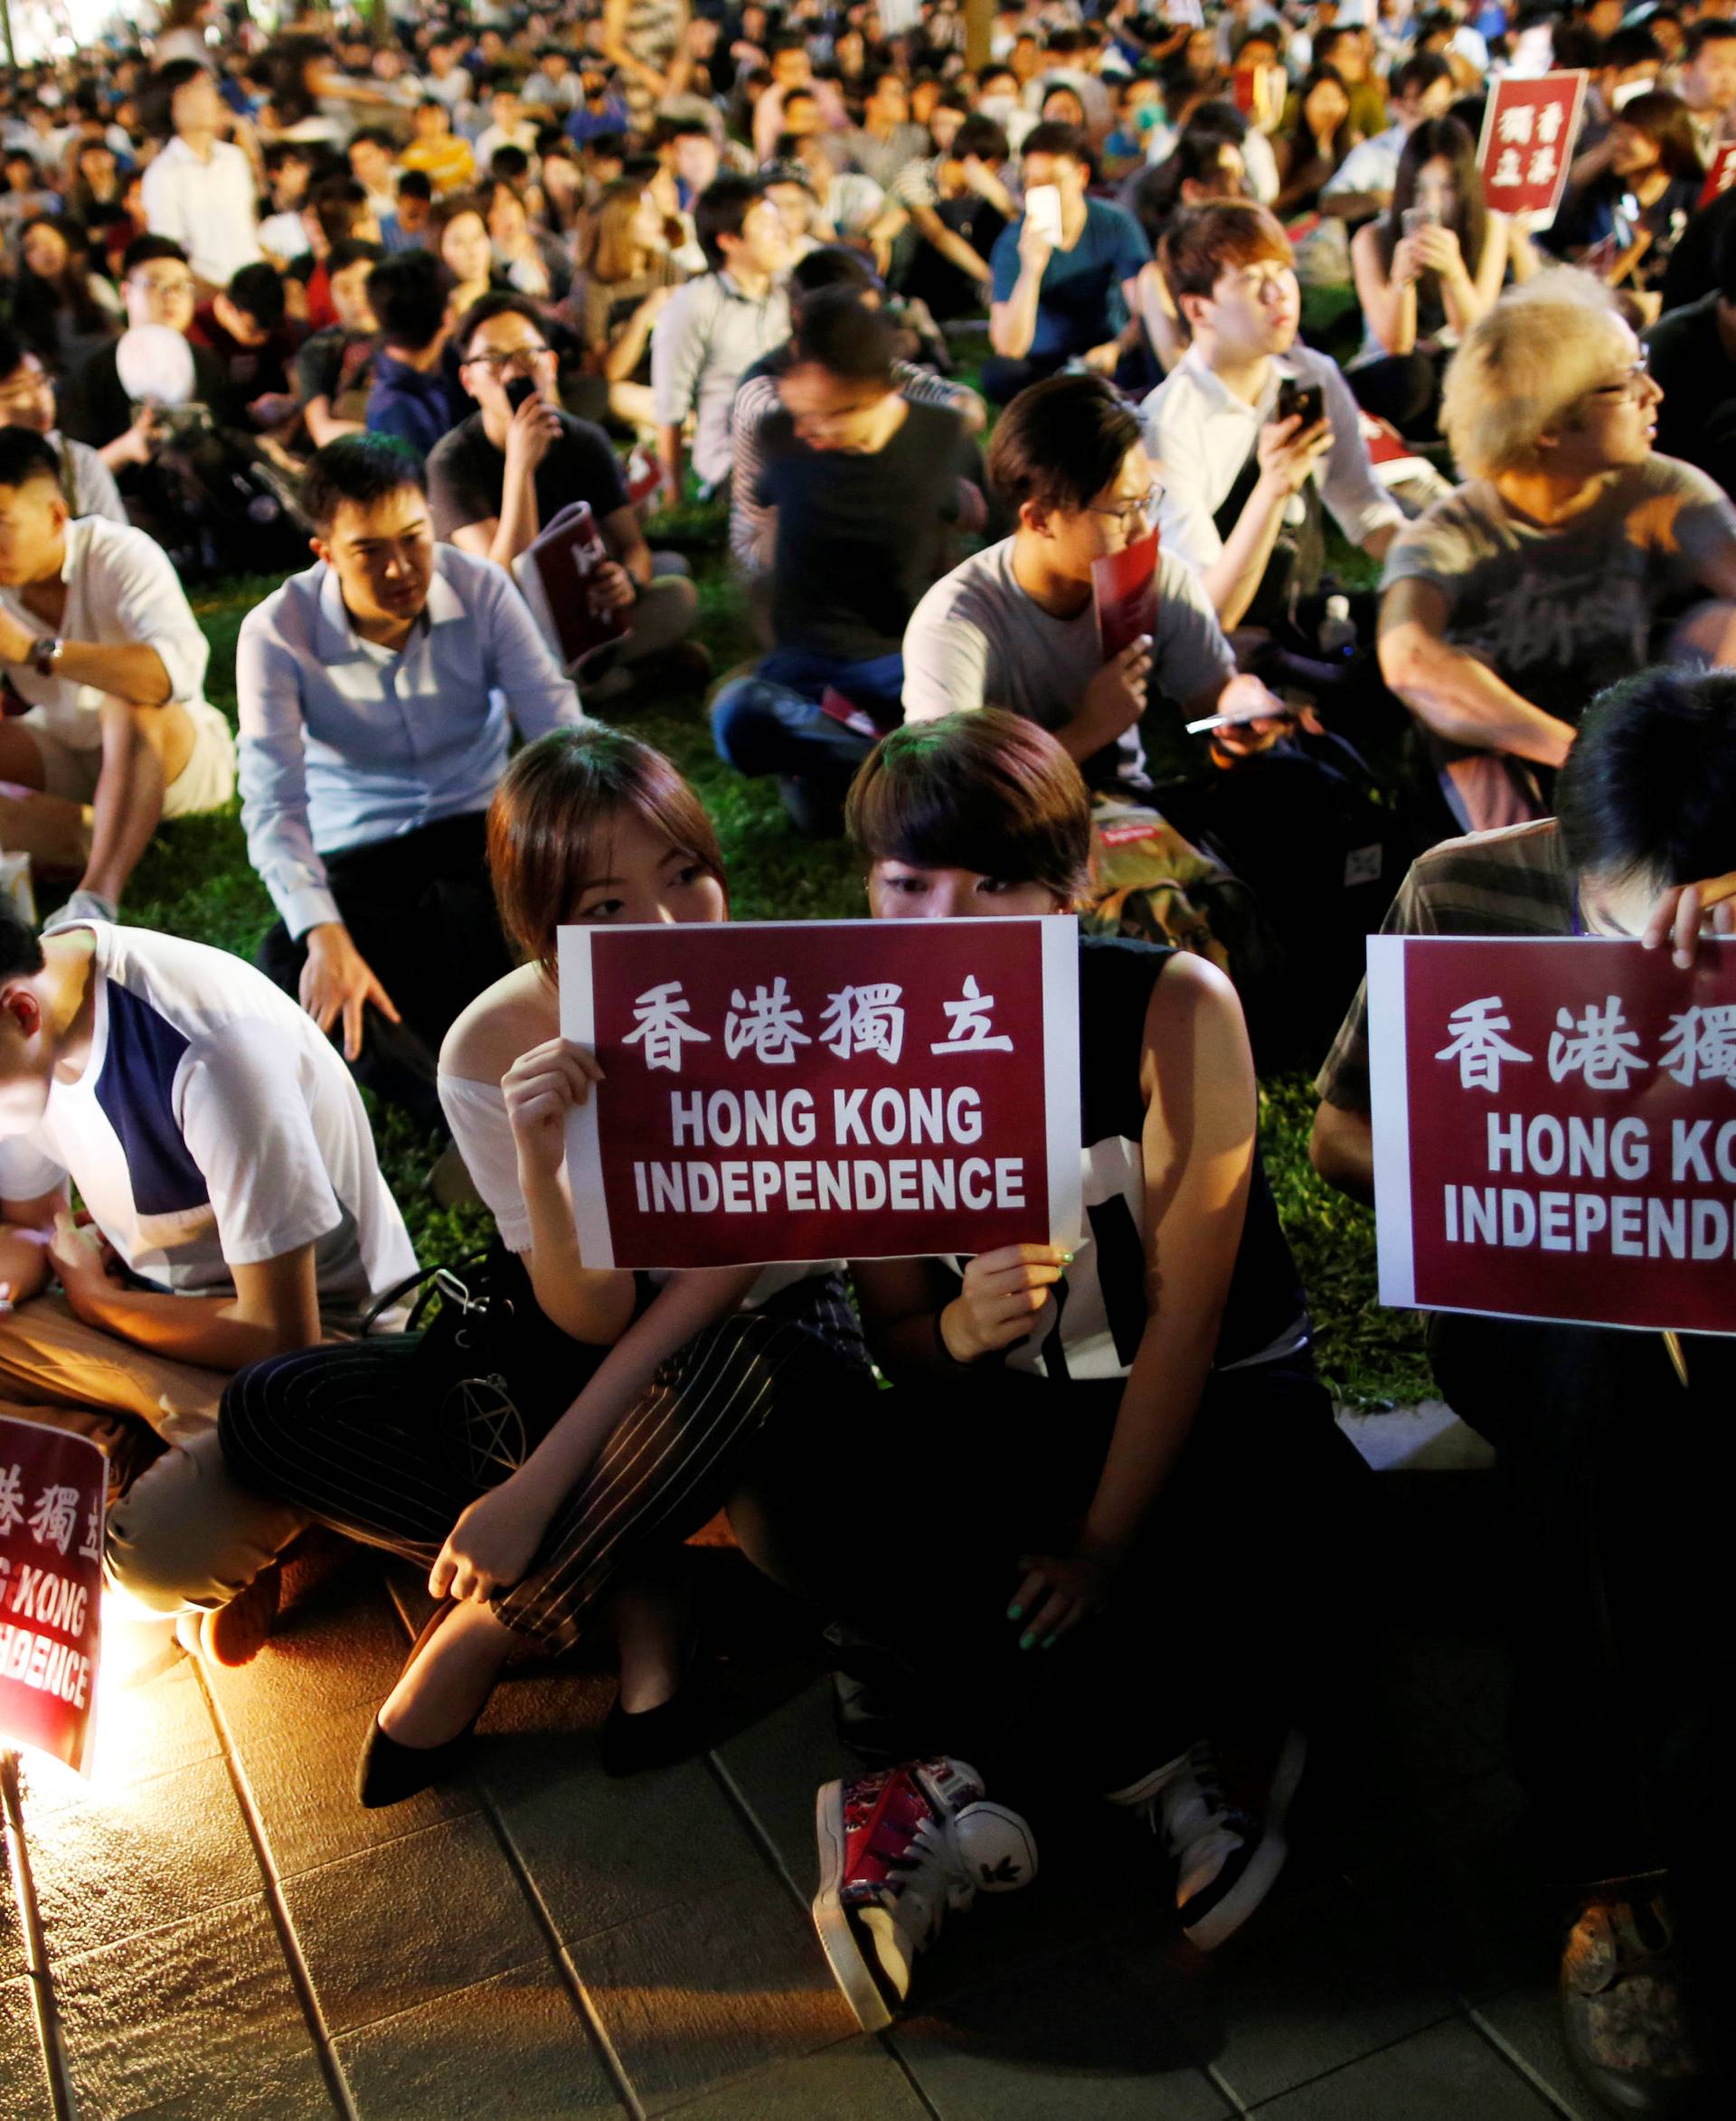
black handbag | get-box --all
[359,1242,619,1491]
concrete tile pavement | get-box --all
[0,1526,1604,2121]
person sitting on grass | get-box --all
[428,293,704,698]
[0,323,127,525]
[1377,271,1736,834]
[236,434,580,1127]
[984,122,1149,405]
[901,372,1281,962]
[710,290,969,836]
[290,238,384,449]
[0,428,237,925]
[363,248,465,459]
[219,724,876,1804]
[731,710,1355,2027]
[1308,666,1729,2121]
[0,903,415,1667]
[1143,201,1401,636]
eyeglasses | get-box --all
[132,274,194,298]
[464,346,552,375]
[1086,483,1165,532]
[1590,348,1653,402]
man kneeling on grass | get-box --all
[0,427,237,925]
[0,907,415,1663]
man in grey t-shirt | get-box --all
[901,373,1268,790]
[1380,278,1736,833]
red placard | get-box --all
[0,1418,105,1773]
[1093,529,1160,661]
[1477,71,1587,226]
[1369,936,1736,1334]
[1700,142,1736,210]
[560,918,1082,1269]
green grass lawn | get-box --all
[122,510,1428,1409]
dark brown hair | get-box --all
[487,727,728,970]
[845,711,1091,904]
[986,371,1144,517]
[1161,197,1292,308]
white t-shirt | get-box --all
[0,517,214,755]
[139,135,263,287]
[901,535,1235,791]
[0,926,416,1318]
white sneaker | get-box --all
[813,1756,1037,2029]
[1109,1728,1307,1951]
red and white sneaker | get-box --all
[813,1757,1037,2029]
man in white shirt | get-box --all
[0,429,236,924]
[139,61,263,292]
[1320,52,1456,224]
[1143,203,1401,635]
[238,433,580,1123]
[473,82,541,174]
[0,910,416,1660]
[0,327,127,528]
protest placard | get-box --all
[1370,935,1736,1334]
[0,1418,105,1773]
[1701,141,1736,211]
[561,918,1082,1269]
[1477,71,1586,225]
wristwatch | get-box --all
[30,636,64,679]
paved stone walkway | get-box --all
[3,1474,1603,2121]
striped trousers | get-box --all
[218,1280,866,1653]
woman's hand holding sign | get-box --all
[503,1038,604,1175]
[938,1243,1070,1362]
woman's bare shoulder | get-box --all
[439,964,559,1083]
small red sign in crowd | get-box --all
[1477,71,1587,224]
[561,918,1082,1270]
[1370,937,1736,1334]
[0,1417,105,1773]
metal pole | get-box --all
[0,0,16,79]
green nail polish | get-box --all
[1019,1631,1035,1651]
[1006,1603,1023,1621]
[1042,1636,1058,1650]
[1061,1250,1076,1266]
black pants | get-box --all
[1427,1312,1724,1895]
[733,1357,1358,1803]
[220,1279,872,1653]
[256,812,513,1128]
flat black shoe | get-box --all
[599,1629,716,1777]
[354,1598,480,1809]
[355,1713,478,1808]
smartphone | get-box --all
[1401,203,1441,240]
[1276,377,1325,430]
[1024,184,1063,245]
[505,374,540,414]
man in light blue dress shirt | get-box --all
[236,433,580,1123]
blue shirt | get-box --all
[235,546,583,937]
[364,350,465,459]
[989,198,1149,362]
[567,96,632,144]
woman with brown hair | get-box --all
[569,179,684,432]
[219,724,871,1804]
[1544,89,1703,308]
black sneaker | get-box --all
[1108,1728,1306,1950]
[1560,1891,1710,2118]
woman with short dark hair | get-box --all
[737,711,1359,2027]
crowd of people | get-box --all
[0,4,1729,2114]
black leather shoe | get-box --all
[355,1713,478,1808]
[599,1639,715,1777]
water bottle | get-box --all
[1316,594,1357,660]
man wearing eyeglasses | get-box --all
[427,296,703,697]
[1380,275,1736,834]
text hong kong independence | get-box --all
[560,919,1081,1270]
[1371,936,1736,1334]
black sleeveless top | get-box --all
[1004,935,1311,1386]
